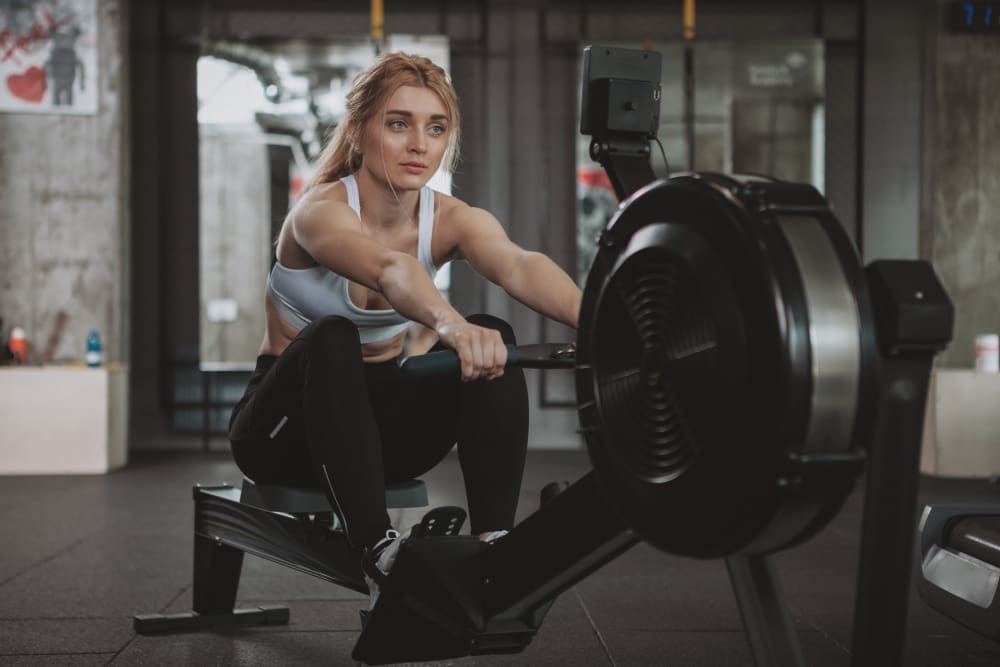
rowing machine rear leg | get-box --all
[133,516,289,634]
[192,533,246,614]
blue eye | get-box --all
[429,125,446,136]
[389,119,406,129]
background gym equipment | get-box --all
[918,504,1000,641]
[134,45,954,666]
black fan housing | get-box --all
[575,174,880,558]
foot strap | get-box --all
[361,507,466,586]
[410,505,466,539]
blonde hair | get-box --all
[304,52,461,193]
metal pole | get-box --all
[854,0,866,254]
[371,0,384,55]
[683,0,696,170]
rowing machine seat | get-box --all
[239,478,429,514]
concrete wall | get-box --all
[923,2,1000,368]
[0,0,127,365]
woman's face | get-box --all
[360,84,451,191]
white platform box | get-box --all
[0,365,128,474]
[921,369,1000,477]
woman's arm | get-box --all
[290,198,509,380]
[448,205,582,329]
[292,198,457,329]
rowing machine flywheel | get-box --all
[575,173,881,558]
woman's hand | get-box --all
[435,320,508,382]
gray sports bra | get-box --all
[267,174,438,344]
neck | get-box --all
[354,168,421,229]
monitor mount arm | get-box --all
[589,134,658,202]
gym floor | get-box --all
[2,449,999,666]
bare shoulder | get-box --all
[294,180,349,215]
[290,181,357,232]
[277,181,361,267]
[435,192,499,231]
[433,190,464,220]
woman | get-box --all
[228,52,581,604]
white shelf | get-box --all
[921,369,1000,477]
[0,366,128,474]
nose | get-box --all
[409,129,426,154]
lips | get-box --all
[402,162,427,173]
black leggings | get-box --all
[228,314,529,552]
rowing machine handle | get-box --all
[400,344,518,378]
[400,343,575,378]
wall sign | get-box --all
[950,2,1000,33]
[0,0,98,114]
[732,42,822,97]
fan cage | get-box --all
[592,246,720,484]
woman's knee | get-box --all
[465,314,516,344]
[291,317,364,377]
[301,316,362,349]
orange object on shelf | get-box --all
[8,327,27,364]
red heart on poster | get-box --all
[7,66,47,103]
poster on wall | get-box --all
[0,0,98,114]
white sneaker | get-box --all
[360,507,467,610]
[481,529,509,544]
[362,529,402,610]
